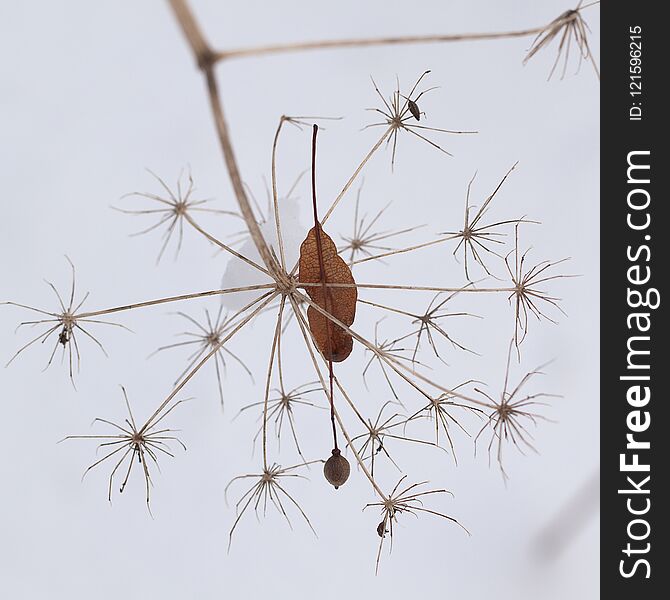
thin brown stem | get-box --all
[270,117,290,270]
[351,234,460,266]
[213,28,547,62]
[299,282,515,293]
[310,125,339,452]
[184,213,271,277]
[262,297,286,469]
[168,0,278,275]
[321,128,392,226]
[76,284,275,320]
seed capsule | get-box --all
[377,521,387,538]
[323,448,350,489]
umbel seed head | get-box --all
[323,448,350,489]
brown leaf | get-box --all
[298,224,357,362]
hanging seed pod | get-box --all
[377,521,387,538]
[323,448,350,489]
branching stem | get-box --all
[76,284,275,320]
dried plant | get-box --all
[365,476,469,573]
[524,1,601,80]
[365,70,477,170]
[441,163,536,281]
[361,319,425,402]
[3,256,128,386]
[340,188,424,265]
[505,224,572,348]
[114,169,239,263]
[349,401,438,477]
[3,0,598,574]
[474,341,558,482]
[404,380,482,461]
[378,289,481,364]
[236,381,324,461]
[225,461,318,549]
[62,386,186,512]
[150,306,253,409]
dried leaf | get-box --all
[299,224,357,362]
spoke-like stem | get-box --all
[270,117,290,270]
[299,282,514,293]
[310,125,339,452]
[168,0,278,275]
[202,68,278,274]
[262,297,286,468]
[351,234,460,266]
[213,27,548,62]
[76,284,276,320]
[184,213,271,276]
[321,128,392,226]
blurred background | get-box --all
[0,1,599,598]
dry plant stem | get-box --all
[473,340,557,479]
[309,125,340,452]
[341,198,425,265]
[359,295,478,362]
[288,294,385,500]
[270,117,291,270]
[351,233,459,266]
[202,69,278,275]
[359,297,473,322]
[300,282,515,294]
[2,258,130,384]
[320,127,392,226]
[524,1,600,80]
[167,0,211,66]
[366,477,468,573]
[168,0,278,275]
[261,297,286,468]
[184,212,271,276]
[213,28,548,62]
[141,291,278,431]
[75,283,275,320]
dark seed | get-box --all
[377,521,386,537]
[323,448,350,489]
